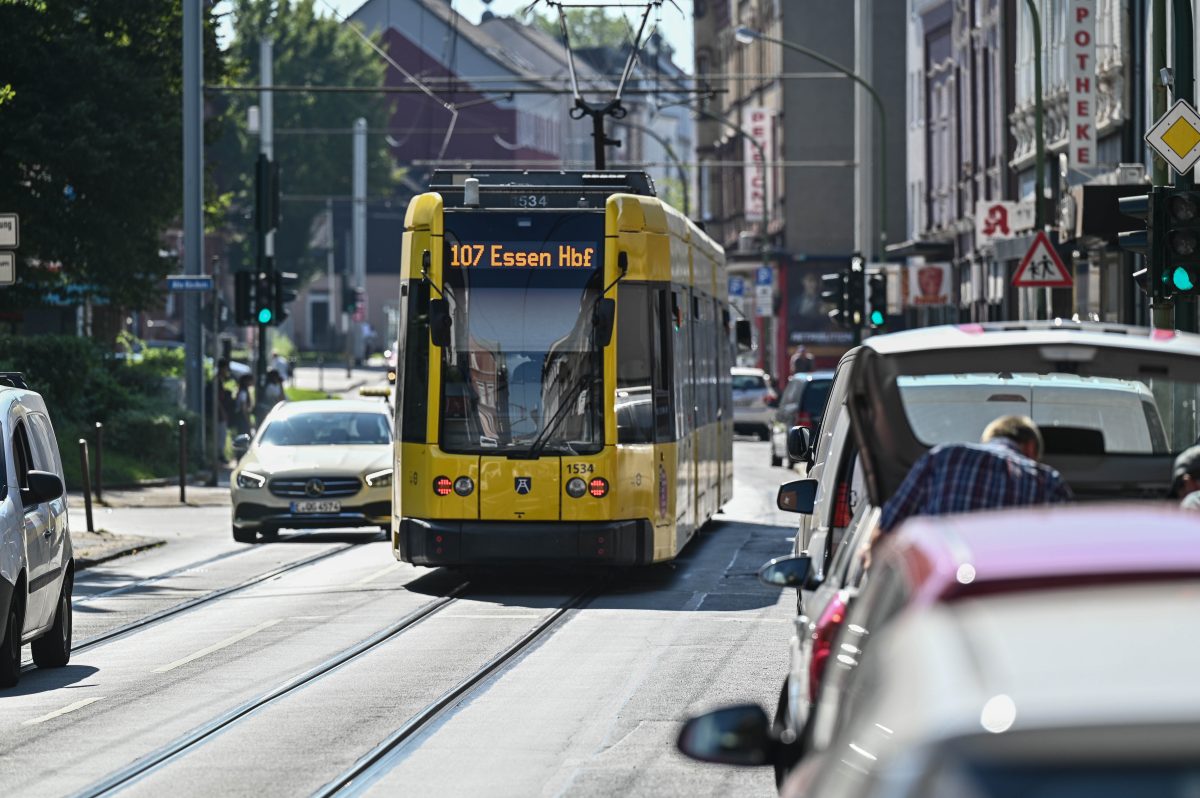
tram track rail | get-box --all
[25,533,385,673]
[313,580,608,797]
[73,581,468,798]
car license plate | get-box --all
[291,500,341,513]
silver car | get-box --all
[231,399,393,543]
[732,366,776,439]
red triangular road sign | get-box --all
[1012,231,1072,287]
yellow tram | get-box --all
[391,171,744,566]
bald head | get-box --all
[982,415,1044,460]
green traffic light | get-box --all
[1172,267,1196,292]
[870,310,884,326]
[257,307,273,324]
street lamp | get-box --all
[734,26,887,260]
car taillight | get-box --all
[794,410,814,428]
[832,483,852,527]
[809,592,849,701]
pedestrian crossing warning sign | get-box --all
[1012,231,1072,287]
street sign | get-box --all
[166,274,214,292]
[728,275,745,297]
[1013,231,1072,287]
[755,265,773,286]
[0,213,17,248]
[1146,99,1200,176]
[0,252,14,287]
[754,284,772,317]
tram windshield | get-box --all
[439,210,606,456]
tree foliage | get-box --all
[529,7,632,50]
[214,0,399,282]
[0,0,225,310]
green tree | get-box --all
[0,0,226,311]
[214,0,399,282]
[530,7,631,49]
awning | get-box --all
[886,238,954,259]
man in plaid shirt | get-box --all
[878,414,1073,534]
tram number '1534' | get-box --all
[565,463,594,475]
[516,194,547,208]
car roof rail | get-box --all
[0,372,29,390]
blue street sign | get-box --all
[166,275,214,292]
[755,266,773,286]
[728,276,745,297]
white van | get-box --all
[0,374,73,687]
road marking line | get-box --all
[153,619,281,673]
[23,696,105,725]
[351,564,400,587]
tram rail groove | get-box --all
[313,579,608,798]
[73,529,329,607]
[71,584,468,798]
[24,533,385,673]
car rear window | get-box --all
[732,375,767,391]
[926,759,1200,798]
[800,379,833,414]
[896,373,1180,455]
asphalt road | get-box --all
[0,440,801,798]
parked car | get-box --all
[0,373,73,687]
[761,321,1200,785]
[731,366,776,439]
[769,371,835,468]
[680,508,1200,797]
[230,399,393,543]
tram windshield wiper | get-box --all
[513,361,595,460]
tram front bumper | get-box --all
[397,518,654,566]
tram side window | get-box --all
[616,284,654,444]
[654,288,675,442]
[399,280,429,443]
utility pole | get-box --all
[256,38,275,388]
[854,0,874,263]
[325,198,336,350]
[1172,0,1197,332]
[351,117,367,372]
[182,0,204,422]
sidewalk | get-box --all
[66,477,231,569]
[291,365,383,398]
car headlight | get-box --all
[365,468,393,488]
[236,471,266,489]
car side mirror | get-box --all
[735,319,752,351]
[595,298,616,347]
[757,554,814,588]
[788,426,814,463]
[232,434,252,459]
[429,298,452,348]
[777,479,818,514]
[23,470,64,505]
[676,704,775,767]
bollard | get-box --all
[78,439,95,533]
[318,355,324,393]
[178,419,187,504]
[93,421,104,504]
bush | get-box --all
[0,335,200,487]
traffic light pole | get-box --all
[1173,0,1197,332]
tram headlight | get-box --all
[433,476,453,496]
[588,477,609,498]
[566,477,587,498]
[453,476,475,496]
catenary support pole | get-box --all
[183,0,205,424]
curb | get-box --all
[74,535,167,571]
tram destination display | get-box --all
[448,241,598,269]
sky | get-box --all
[218,0,694,72]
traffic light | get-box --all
[255,269,274,326]
[821,272,848,327]
[867,271,887,329]
[846,255,865,328]
[1163,188,1200,296]
[342,285,357,314]
[255,154,280,234]
[1118,188,1163,298]
[235,270,255,326]
[272,271,299,325]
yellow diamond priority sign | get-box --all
[1147,99,1200,175]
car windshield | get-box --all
[896,373,1192,455]
[259,412,391,446]
[439,210,605,456]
